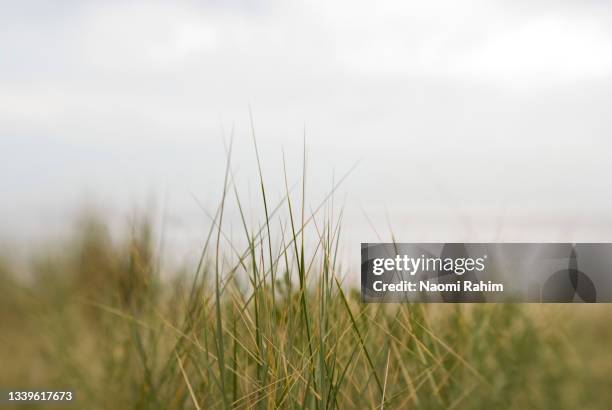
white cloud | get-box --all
[452,15,612,88]
[2,0,612,251]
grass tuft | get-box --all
[1,146,612,409]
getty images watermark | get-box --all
[361,243,612,303]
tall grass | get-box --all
[2,146,612,409]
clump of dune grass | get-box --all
[2,138,612,409]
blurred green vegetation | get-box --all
[1,211,612,409]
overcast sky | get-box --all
[2,0,612,266]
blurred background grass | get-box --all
[2,208,612,410]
